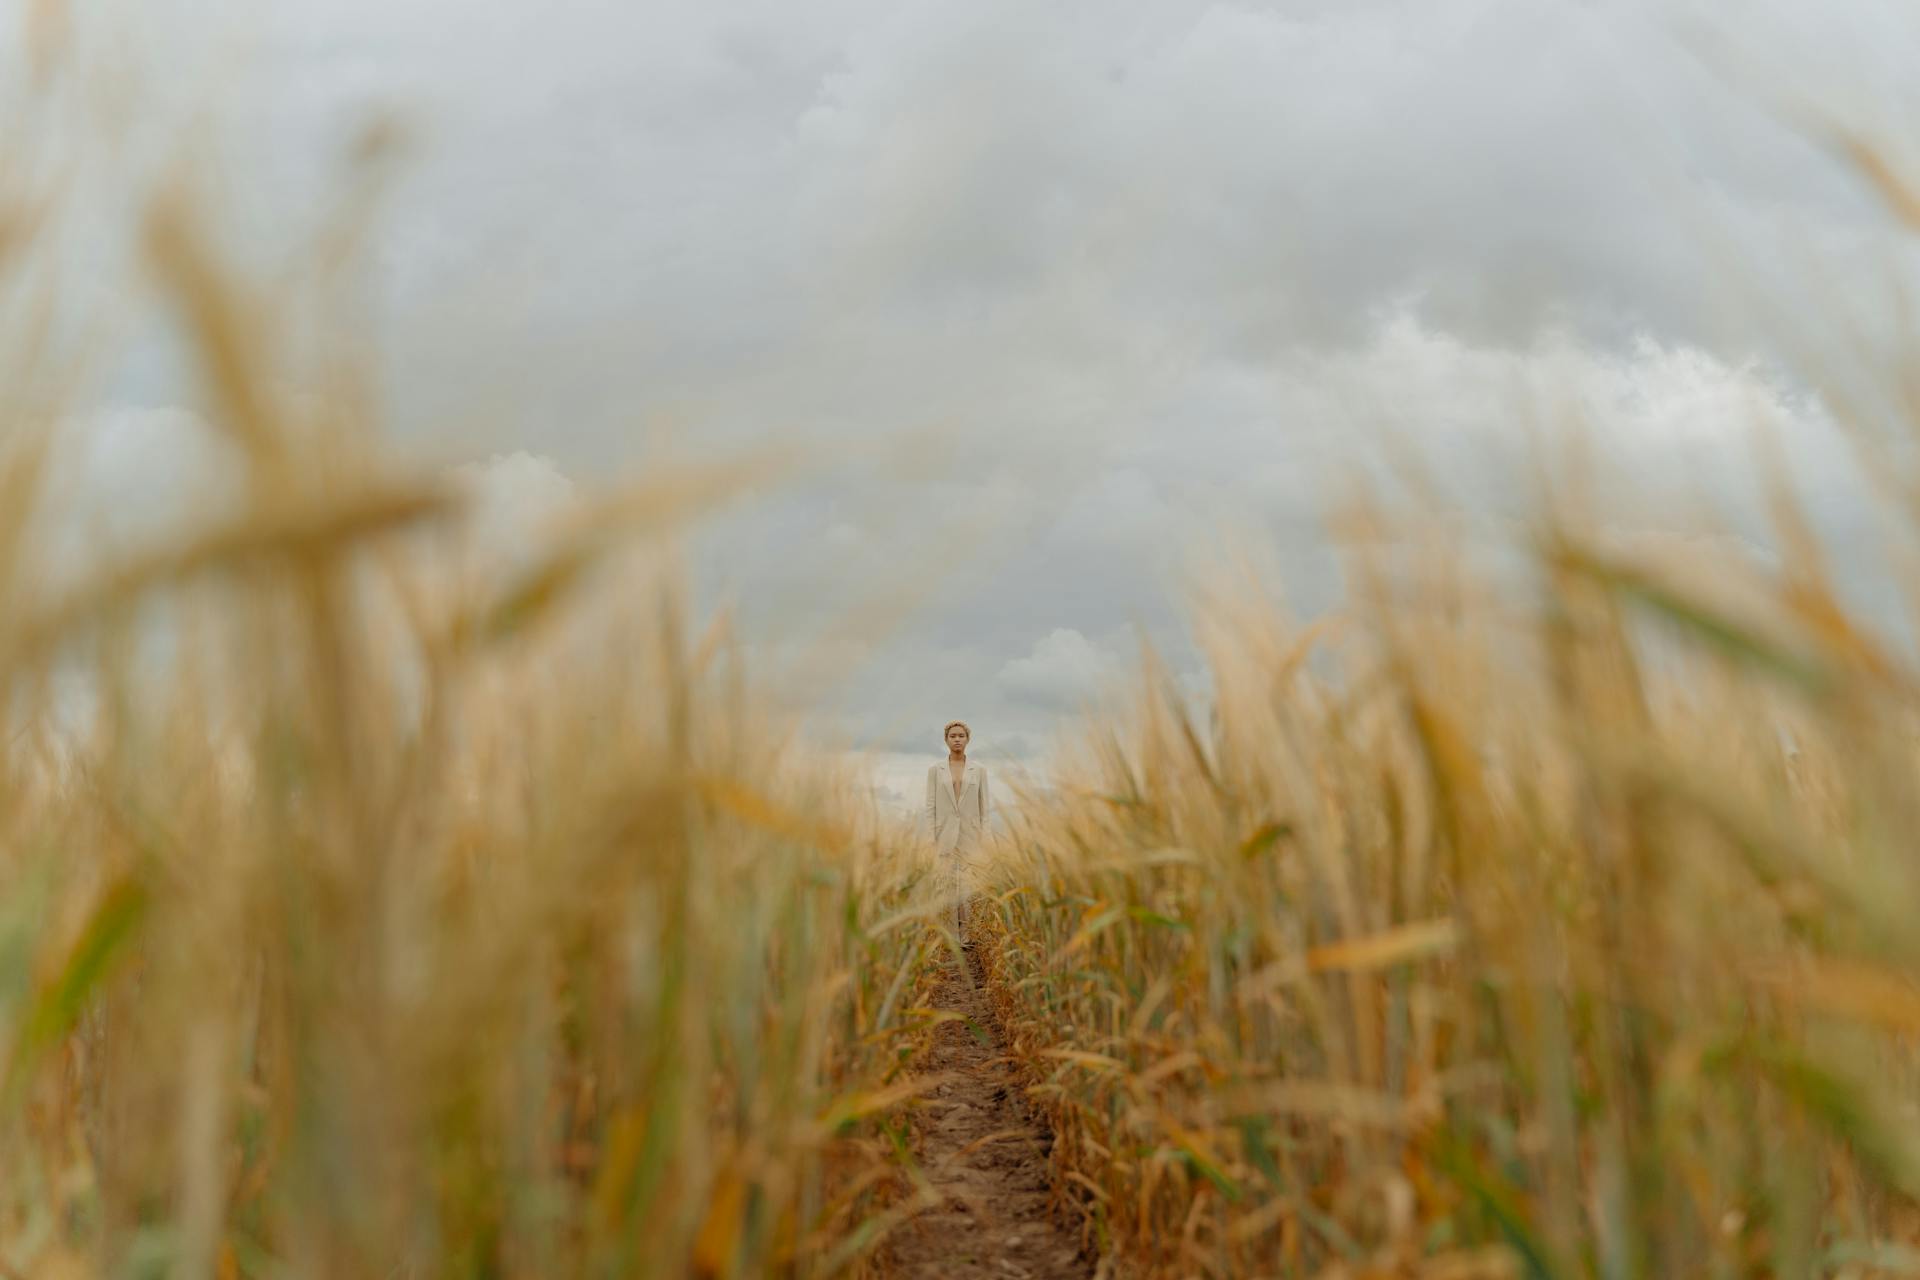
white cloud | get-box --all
[450,449,578,578]
[997,626,1127,712]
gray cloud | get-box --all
[32,1,1920,761]
[95,0,1902,443]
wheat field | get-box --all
[11,11,1920,1280]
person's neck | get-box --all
[948,752,966,763]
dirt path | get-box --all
[884,939,1093,1280]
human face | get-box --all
[946,725,969,754]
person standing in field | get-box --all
[926,720,990,943]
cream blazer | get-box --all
[925,761,989,856]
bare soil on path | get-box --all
[882,938,1094,1280]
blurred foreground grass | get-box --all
[0,83,964,1279]
[975,499,1920,1278]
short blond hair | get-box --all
[943,720,971,740]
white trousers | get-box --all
[938,840,977,936]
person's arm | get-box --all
[925,766,937,836]
[978,769,990,825]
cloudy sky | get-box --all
[24,1,1920,808]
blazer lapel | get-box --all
[942,763,974,813]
